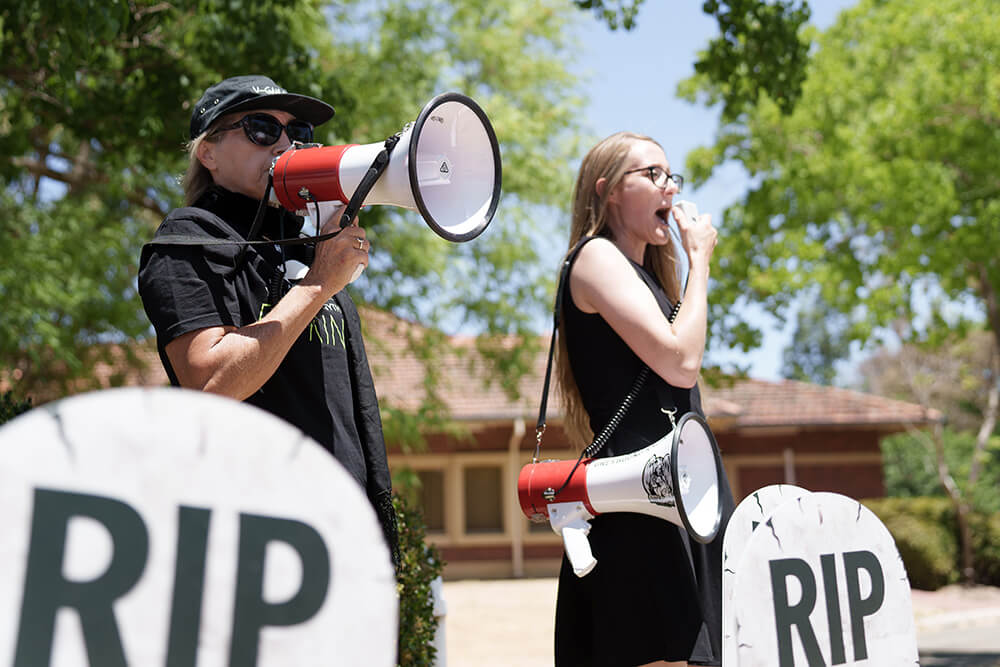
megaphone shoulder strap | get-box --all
[534,236,654,462]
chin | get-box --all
[649,231,672,246]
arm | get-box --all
[166,211,369,400]
[570,206,716,388]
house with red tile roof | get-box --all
[348,311,942,578]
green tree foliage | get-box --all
[859,327,1000,581]
[0,391,32,427]
[780,289,851,385]
[682,0,1000,361]
[694,0,812,119]
[572,0,646,30]
[1,0,352,397]
[578,0,812,118]
[861,329,1000,514]
[1,1,585,408]
[879,428,1000,515]
[682,0,1000,581]
[863,329,999,435]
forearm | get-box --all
[173,282,333,400]
[662,260,710,384]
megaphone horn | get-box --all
[518,412,724,577]
[270,92,502,243]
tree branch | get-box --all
[11,155,166,218]
[977,263,1000,352]
[971,343,999,484]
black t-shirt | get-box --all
[137,186,368,489]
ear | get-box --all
[196,139,217,172]
[595,177,608,200]
[596,176,620,204]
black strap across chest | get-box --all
[533,236,683,463]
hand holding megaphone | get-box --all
[289,204,370,291]
[671,199,717,262]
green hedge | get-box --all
[862,496,1000,589]
[394,494,445,666]
[0,390,32,427]
[970,510,1000,587]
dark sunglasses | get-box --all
[211,113,314,146]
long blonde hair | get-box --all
[555,131,682,447]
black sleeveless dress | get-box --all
[553,250,733,666]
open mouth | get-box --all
[655,207,670,224]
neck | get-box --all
[607,223,645,264]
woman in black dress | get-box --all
[553,132,733,666]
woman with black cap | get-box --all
[138,75,398,564]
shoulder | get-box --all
[139,206,241,278]
[571,237,642,284]
[569,238,644,313]
[154,206,232,238]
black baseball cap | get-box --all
[189,75,335,139]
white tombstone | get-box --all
[723,484,810,666]
[731,491,918,666]
[0,387,397,667]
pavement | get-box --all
[439,579,1000,667]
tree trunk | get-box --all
[970,344,999,484]
[930,421,976,582]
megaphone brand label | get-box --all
[641,454,676,507]
[439,161,450,174]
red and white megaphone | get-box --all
[270,92,501,243]
[518,412,723,577]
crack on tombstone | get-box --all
[766,517,782,551]
[45,406,77,467]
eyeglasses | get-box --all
[623,165,684,192]
[211,113,314,146]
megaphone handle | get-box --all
[338,134,401,229]
[561,520,597,577]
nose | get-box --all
[272,131,293,154]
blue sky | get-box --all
[571,0,857,380]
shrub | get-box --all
[861,497,959,590]
[0,390,32,427]
[394,493,445,666]
[970,511,1000,587]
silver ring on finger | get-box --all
[357,237,364,250]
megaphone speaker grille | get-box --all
[408,93,502,242]
[673,413,723,543]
